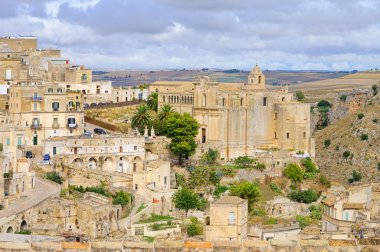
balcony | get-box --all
[52,123,60,129]
[32,96,42,101]
[67,123,77,129]
[30,123,42,129]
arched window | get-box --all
[57,88,63,93]
[48,88,53,93]
[240,98,243,106]
[258,76,262,84]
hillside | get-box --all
[315,91,380,184]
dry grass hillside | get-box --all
[315,98,380,184]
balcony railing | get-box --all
[67,123,77,129]
[32,96,42,101]
[30,123,42,129]
[52,123,60,129]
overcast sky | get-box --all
[1,0,380,70]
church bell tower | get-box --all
[247,64,265,89]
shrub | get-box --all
[343,150,351,159]
[295,91,305,101]
[296,215,312,229]
[190,217,198,224]
[348,170,362,184]
[317,100,331,108]
[288,189,319,203]
[361,134,368,141]
[265,217,278,225]
[200,148,220,164]
[251,207,267,216]
[151,223,160,231]
[45,172,63,184]
[254,162,266,171]
[319,175,331,188]
[378,162,380,171]
[373,118,379,123]
[309,205,322,220]
[324,139,331,147]
[357,113,365,120]
[270,183,281,193]
[340,95,347,102]
[112,191,130,207]
[213,185,229,198]
[372,84,378,95]
[234,156,255,168]
[301,158,318,174]
[187,223,202,237]
[15,230,31,235]
[283,163,304,183]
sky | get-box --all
[0,0,380,70]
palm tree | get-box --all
[147,92,158,112]
[158,104,175,122]
[131,104,152,131]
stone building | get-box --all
[204,196,248,241]
[8,84,84,147]
[322,183,380,236]
[150,64,313,160]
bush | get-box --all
[288,189,319,203]
[251,207,267,216]
[254,162,266,172]
[270,183,281,193]
[319,175,331,188]
[372,84,378,95]
[357,113,365,119]
[283,163,304,183]
[317,100,331,108]
[296,215,312,229]
[340,95,347,102]
[200,148,220,164]
[295,91,305,101]
[361,134,368,141]
[324,139,331,147]
[309,205,322,220]
[213,184,229,198]
[348,170,362,184]
[265,217,278,225]
[378,162,380,171]
[187,223,202,237]
[234,156,255,168]
[372,118,379,123]
[342,150,351,159]
[15,230,31,235]
[151,223,160,231]
[112,191,131,207]
[45,172,63,184]
[301,158,318,174]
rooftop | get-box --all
[212,195,246,205]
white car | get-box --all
[37,160,50,165]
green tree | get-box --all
[131,103,152,132]
[209,171,222,186]
[172,187,200,217]
[283,163,304,183]
[112,191,130,207]
[147,92,158,112]
[233,156,255,168]
[317,100,331,108]
[229,181,261,207]
[342,150,351,159]
[324,139,331,147]
[158,104,175,122]
[295,91,305,101]
[357,113,365,120]
[165,112,199,164]
[348,170,362,184]
[201,148,220,164]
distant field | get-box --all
[93,69,351,87]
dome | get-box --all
[251,63,262,74]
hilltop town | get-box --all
[1,36,380,252]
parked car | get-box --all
[83,103,89,108]
[94,128,107,135]
[90,103,97,107]
[25,151,33,158]
[43,154,50,161]
[84,130,92,137]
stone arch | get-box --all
[20,220,27,231]
[103,157,115,172]
[88,157,97,169]
[72,158,84,168]
[6,226,13,233]
[132,156,143,173]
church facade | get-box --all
[150,65,313,161]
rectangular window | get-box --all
[134,146,137,150]
[287,132,290,139]
[53,147,57,155]
[263,97,267,106]
[274,113,277,120]
[133,163,137,172]
[33,103,37,111]
[6,138,10,146]
[303,132,306,138]
[228,211,236,225]
[5,69,12,80]
[164,176,167,185]
[202,128,206,143]
[274,132,277,139]
[17,136,22,145]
